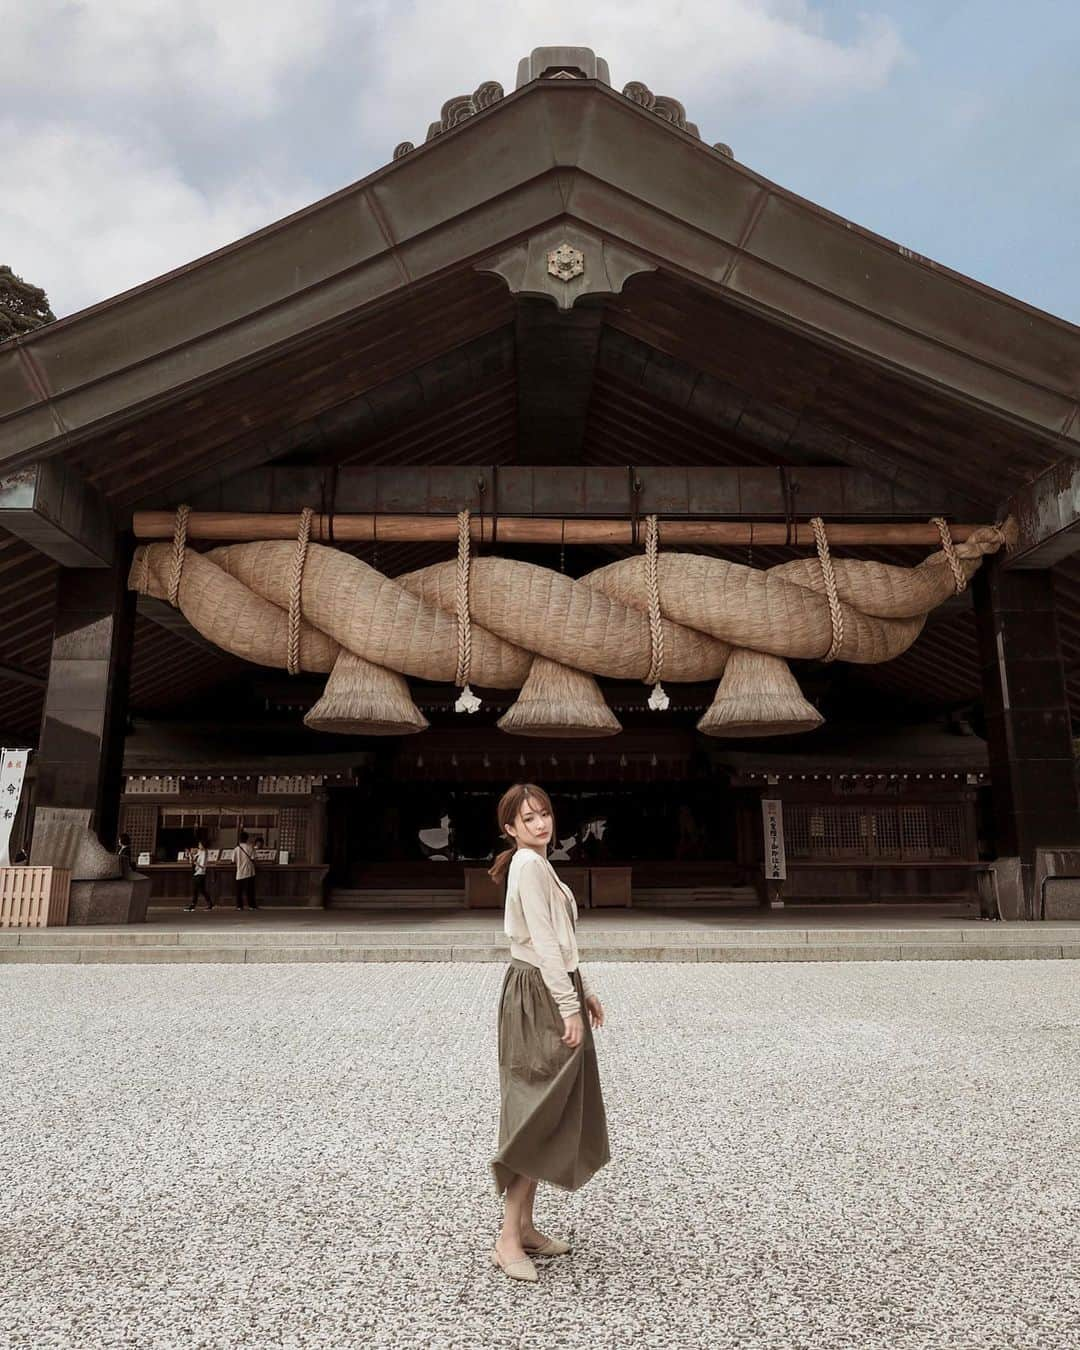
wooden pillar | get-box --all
[34,553,135,852]
[308,788,329,864]
[973,562,1080,898]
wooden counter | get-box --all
[143,863,329,908]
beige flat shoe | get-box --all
[523,1235,571,1257]
[490,1248,538,1283]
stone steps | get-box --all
[2,926,1080,964]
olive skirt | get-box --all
[491,957,610,1195]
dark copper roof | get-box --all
[2,67,1079,741]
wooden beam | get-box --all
[0,460,114,566]
[515,302,604,462]
[0,661,46,689]
[134,509,992,548]
[178,465,972,521]
[1004,459,1080,568]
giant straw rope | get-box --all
[129,513,1008,739]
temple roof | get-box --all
[1,47,1079,742]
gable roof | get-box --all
[3,59,1080,743]
[1,73,1078,496]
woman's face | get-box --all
[507,797,553,850]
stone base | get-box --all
[68,874,150,925]
[1042,879,1080,920]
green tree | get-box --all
[0,267,55,341]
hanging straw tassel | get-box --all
[453,509,482,713]
[643,514,670,710]
[304,651,429,735]
[697,649,824,738]
[497,656,622,738]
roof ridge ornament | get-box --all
[393,79,506,159]
[621,78,732,156]
[393,50,733,161]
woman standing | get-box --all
[489,783,609,1283]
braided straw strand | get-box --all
[931,517,967,594]
[810,516,844,662]
[454,509,481,712]
[287,507,314,675]
[167,504,190,608]
[643,514,670,709]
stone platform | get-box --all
[4,903,1080,963]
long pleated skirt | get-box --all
[491,957,610,1195]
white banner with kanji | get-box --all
[0,749,30,866]
[761,797,787,881]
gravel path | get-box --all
[2,962,1079,1349]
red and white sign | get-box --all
[0,749,30,866]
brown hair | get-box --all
[488,783,554,885]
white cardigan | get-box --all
[504,848,595,1018]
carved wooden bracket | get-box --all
[476,225,656,311]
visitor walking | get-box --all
[184,834,213,911]
[234,830,258,910]
[488,783,609,1283]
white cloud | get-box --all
[0,122,314,316]
[0,0,339,111]
[0,2,905,315]
[360,2,905,147]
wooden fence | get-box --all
[0,867,71,928]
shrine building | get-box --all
[2,46,1080,923]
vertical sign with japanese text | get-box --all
[0,749,30,866]
[761,797,786,881]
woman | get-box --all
[489,783,609,1283]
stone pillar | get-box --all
[973,562,1080,907]
[35,554,135,853]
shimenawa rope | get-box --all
[810,515,844,662]
[287,508,314,675]
[644,514,670,710]
[167,504,190,608]
[931,517,967,594]
[454,509,481,713]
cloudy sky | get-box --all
[3,0,1079,322]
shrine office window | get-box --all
[784,804,971,862]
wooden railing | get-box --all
[0,867,72,928]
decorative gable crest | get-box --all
[547,243,585,283]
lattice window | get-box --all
[900,807,931,856]
[277,807,309,861]
[930,805,966,858]
[874,808,901,858]
[784,802,969,862]
[119,804,156,858]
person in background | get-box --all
[12,847,28,864]
[235,830,258,910]
[117,833,132,866]
[184,832,213,912]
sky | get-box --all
[2,0,1079,323]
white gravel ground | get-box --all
[2,961,1079,1350]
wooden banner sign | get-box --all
[761,798,787,881]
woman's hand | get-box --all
[584,995,605,1030]
[561,1012,585,1047]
